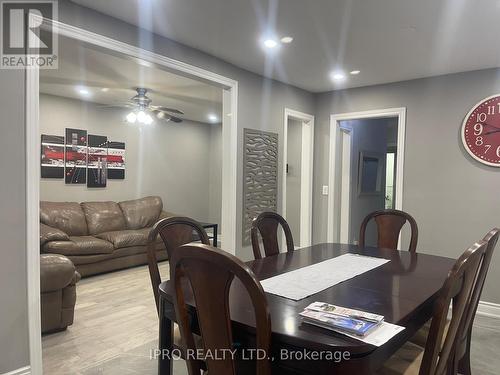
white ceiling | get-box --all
[71,0,500,93]
[40,36,223,123]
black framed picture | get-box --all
[87,134,108,188]
[65,128,87,184]
[41,134,64,178]
[107,141,125,179]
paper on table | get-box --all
[305,320,405,347]
[261,254,390,300]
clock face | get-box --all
[462,94,500,167]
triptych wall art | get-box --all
[41,128,125,188]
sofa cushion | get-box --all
[119,196,163,229]
[96,228,152,248]
[81,201,126,235]
[40,201,88,236]
[43,236,114,256]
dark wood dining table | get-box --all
[157,243,456,374]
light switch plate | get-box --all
[322,185,329,195]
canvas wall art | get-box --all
[87,134,108,188]
[107,141,125,179]
[41,134,64,178]
[65,128,88,184]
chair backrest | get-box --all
[171,244,272,375]
[251,211,294,259]
[455,228,499,362]
[146,216,210,312]
[359,209,418,252]
[419,240,485,375]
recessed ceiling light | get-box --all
[101,87,109,92]
[330,72,346,81]
[263,39,278,49]
[280,36,293,44]
[208,113,218,123]
[350,70,360,75]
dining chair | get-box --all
[455,228,499,375]
[359,209,418,252]
[378,240,485,375]
[147,216,210,313]
[251,211,294,259]
[171,243,272,375]
[410,228,499,365]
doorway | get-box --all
[26,16,238,375]
[327,108,406,245]
[282,108,314,248]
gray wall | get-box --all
[0,70,30,373]
[286,119,302,243]
[314,68,500,303]
[0,2,315,371]
[40,94,219,223]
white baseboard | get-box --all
[1,366,31,375]
[477,301,500,319]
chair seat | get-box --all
[377,342,424,375]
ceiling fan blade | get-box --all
[97,103,135,109]
[151,109,183,123]
[168,115,183,123]
[151,106,184,115]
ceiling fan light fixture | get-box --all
[144,114,154,125]
[126,112,137,123]
[137,111,147,123]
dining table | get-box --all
[157,243,456,374]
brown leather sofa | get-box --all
[40,196,172,277]
[40,254,80,333]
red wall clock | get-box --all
[462,94,500,167]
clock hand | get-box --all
[484,129,500,135]
[482,123,500,131]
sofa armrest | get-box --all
[40,223,70,246]
[40,254,78,293]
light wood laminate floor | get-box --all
[42,263,500,375]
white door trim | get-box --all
[26,15,239,375]
[339,126,353,243]
[282,108,314,247]
[327,108,406,243]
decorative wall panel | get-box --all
[242,129,278,245]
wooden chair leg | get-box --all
[159,296,173,375]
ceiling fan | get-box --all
[101,87,184,124]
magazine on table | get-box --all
[304,302,384,323]
[300,309,380,337]
[299,302,405,345]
